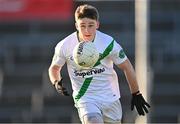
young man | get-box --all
[48,4,150,124]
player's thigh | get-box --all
[82,113,104,124]
[103,100,122,123]
[75,102,103,123]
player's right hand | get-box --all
[131,91,150,116]
[54,79,70,96]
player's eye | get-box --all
[88,25,94,27]
[80,25,86,28]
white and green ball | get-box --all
[73,42,99,68]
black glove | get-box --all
[131,91,150,116]
[53,79,70,96]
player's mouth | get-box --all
[84,34,91,38]
[83,35,92,41]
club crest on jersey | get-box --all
[119,49,125,58]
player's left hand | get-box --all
[54,79,70,96]
[131,91,150,116]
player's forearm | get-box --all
[124,65,139,94]
[48,64,62,85]
[118,59,139,94]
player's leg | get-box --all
[75,102,104,124]
[82,113,104,124]
[102,100,122,124]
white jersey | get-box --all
[52,30,127,104]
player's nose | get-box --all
[84,27,90,33]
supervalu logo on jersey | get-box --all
[69,55,105,78]
[74,67,105,78]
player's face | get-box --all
[76,18,99,42]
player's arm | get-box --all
[117,59,150,115]
[48,63,69,96]
[117,59,139,94]
[48,64,62,85]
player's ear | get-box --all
[96,21,99,29]
[75,22,79,31]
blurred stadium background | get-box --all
[0,0,179,123]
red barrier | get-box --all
[0,0,73,21]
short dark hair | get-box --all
[75,4,99,22]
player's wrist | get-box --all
[53,79,63,86]
[53,80,60,86]
[132,90,140,96]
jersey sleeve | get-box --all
[111,40,127,65]
[51,41,66,66]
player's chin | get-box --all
[83,37,93,42]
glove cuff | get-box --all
[53,80,60,86]
[53,79,63,86]
[132,90,140,96]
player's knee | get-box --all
[83,113,103,124]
